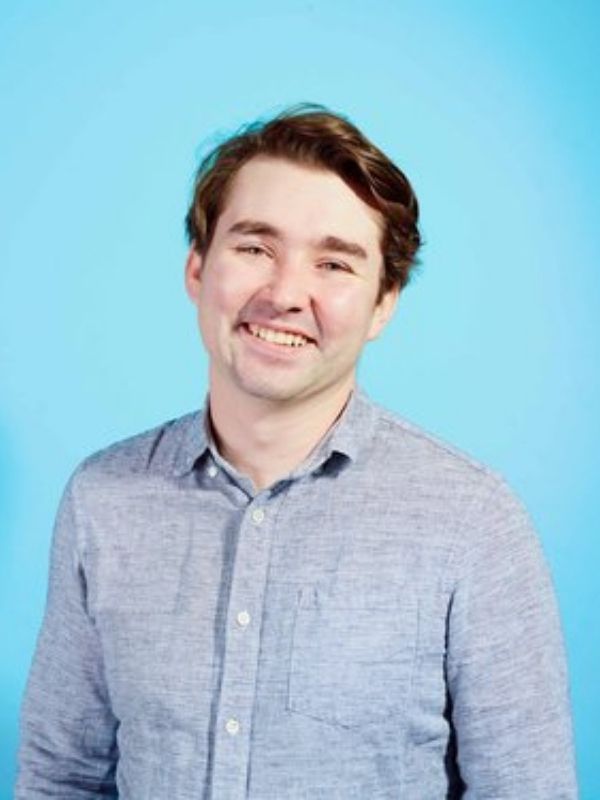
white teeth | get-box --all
[247,323,309,347]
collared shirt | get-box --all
[16,390,577,799]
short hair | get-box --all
[185,104,421,298]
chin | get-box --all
[244,385,305,403]
[235,375,310,404]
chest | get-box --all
[88,483,454,733]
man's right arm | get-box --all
[15,469,119,798]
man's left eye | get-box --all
[321,261,351,272]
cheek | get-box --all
[202,259,259,314]
[198,272,236,321]
[195,281,225,351]
[197,269,258,348]
[320,289,376,338]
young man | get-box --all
[17,107,577,798]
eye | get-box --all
[236,244,268,256]
[320,261,353,273]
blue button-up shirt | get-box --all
[16,390,577,798]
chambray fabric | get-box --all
[16,390,577,799]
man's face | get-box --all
[185,156,398,408]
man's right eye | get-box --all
[236,245,266,256]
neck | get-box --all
[208,381,354,491]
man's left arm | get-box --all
[446,479,578,798]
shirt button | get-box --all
[225,718,240,736]
[251,507,265,525]
[236,610,251,628]
[207,465,217,478]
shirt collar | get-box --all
[298,387,376,473]
[172,387,378,479]
[171,400,211,477]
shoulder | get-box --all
[364,398,532,534]
[367,399,499,488]
[366,402,548,583]
[67,410,200,498]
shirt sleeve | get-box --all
[445,478,578,799]
[15,470,119,798]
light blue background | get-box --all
[1,1,598,796]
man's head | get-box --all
[185,104,421,301]
[184,105,422,411]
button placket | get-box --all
[211,492,282,796]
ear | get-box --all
[367,286,399,341]
[184,245,204,302]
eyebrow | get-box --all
[317,235,368,260]
[227,219,369,260]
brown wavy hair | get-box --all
[185,104,421,299]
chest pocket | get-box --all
[288,583,418,728]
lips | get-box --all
[245,323,312,348]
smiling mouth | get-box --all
[245,323,311,348]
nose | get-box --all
[263,258,309,313]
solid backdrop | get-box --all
[1,1,598,797]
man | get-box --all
[16,106,577,798]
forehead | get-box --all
[216,156,383,250]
